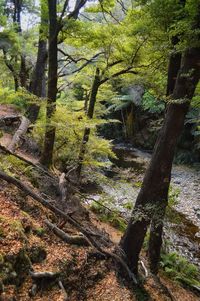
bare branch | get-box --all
[100,66,138,85]
[58,52,104,77]
[68,0,87,20]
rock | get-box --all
[28,245,47,264]
[1,249,32,286]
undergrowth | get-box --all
[160,252,200,289]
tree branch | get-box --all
[100,66,138,85]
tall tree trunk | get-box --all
[148,0,198,274]
[3,50,20,91]
[120,47,200,275]
[28,0,48,122]
[148,35,182,275]
[166,49,182,96]
[8,1,48,153]
[19,54,29,89]
[27,39,47,122]
[76,68,100,178]
[40,0,58,167]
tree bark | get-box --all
[149,1,187,272]
[7,2,48,153]
[76,68,100,178]
[28,0,48,122]
[120,47,200,275]
[3,50,20,91]
[8,116,30,152]
[40,0,58,168]
[44,219,89,246]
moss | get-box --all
[122,201,132,210]
[0,253,5,265]
[0,261,15,284]
[33,227,46,237]
[0,226,5,238]
[0,248,32,286]
[10,220,24,233]
[28,245,47,263]
[90,201,126,232]
[0,280,4,294]
[13,249,32,285]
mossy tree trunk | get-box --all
[40,0,58,167]
[8,1,48,153]
[28,0,48,122]
[120,47,200,275]
[77,68,100,178]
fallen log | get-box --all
[0,143,56,180]
[0,170,137,284]
[44,219,89,246]
[0,115,21,127]
[8,116,30,152]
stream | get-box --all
[85,144,200,269]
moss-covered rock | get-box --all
[1,248,32,286]
[28,245,47,263]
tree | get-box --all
[40,0,58,167]
[59,7,151,177]
[7,0,48,153]
[40,0,87,167]
[120,0,200,275]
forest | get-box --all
[0,0,200,300]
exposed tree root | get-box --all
[44,219,90,246]
[0,115,21,127]
[30,271,60,280]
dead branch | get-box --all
[59,172,68,209]
[8,116,31,152]
[140,260,148,278]
[45,219,90,246]
[0,170,137,284]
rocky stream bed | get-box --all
[85,144,200,269]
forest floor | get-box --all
[0,104,200,301]
[0,184,199,301]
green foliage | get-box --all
[90,200,127,232]
[0,154,33,178]
[161,252,200,288]
[0,87,40,111]
[142,91,165,113]
[32,102,116,169]
[33,227,46,237]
